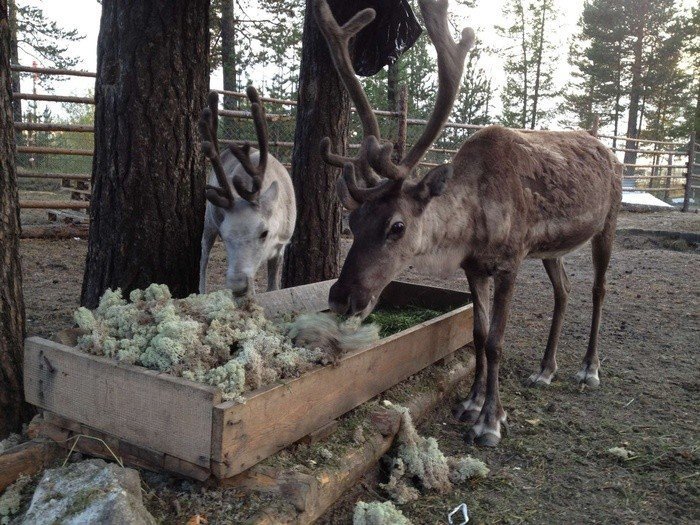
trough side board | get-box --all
[211,301,474,478]
[23,337,222,468]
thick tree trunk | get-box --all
[281,0,353,288]
[624,0,647,178]
[220,0,237,110]
[1,0,33,438]
[8,0,21,136]
[81,0,209,308]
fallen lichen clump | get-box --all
[379,402,488,503]
[353,501,412,525]
[0,475,31,525]
[73,284,378,400]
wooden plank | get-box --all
[0,440,62,492]
[378,280,470,310]
[228,356,475,523]
[212,301,473,478]
[21,224,89,239]
[20,200,90,210]
[23,337,222,468]
[255,279,336,319]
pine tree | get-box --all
[498,0,558,129]
[620,0,681,173]
[454,41,493,126]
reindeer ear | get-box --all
[414,164,453,203]
[259,181,279,209]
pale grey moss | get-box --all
[0,475,31,524]
[379,402,489,503]
[353,501,412,525]
[74,285,379,401]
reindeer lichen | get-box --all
[353,501,412,525]
[0,475,31,524]
[379,402,489,502]
[73,285,380,400]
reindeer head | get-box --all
[199,88,280,296]
[315,0,474,317]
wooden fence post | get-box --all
[394,83,408,162]
[683,132,696,212]
[663,153,672,202]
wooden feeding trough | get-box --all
[24,280,473,482]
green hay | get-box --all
[366,305,450,338]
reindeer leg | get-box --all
[199,226,218,294]
[528,258,570,386]
[577,226,614,387]
[467,270,518,447]
[453,273,490,424]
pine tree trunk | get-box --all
[624,0,648,177]
[81,0,209,308]
[281,0,353,288]
[613,46,622,150]
[221,0,237,110]
[387,60,400,110]
[1,0,34,438]
[8,0,21,134]
[530,0,546,129]
[519,1,528,129]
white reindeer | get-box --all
[198,88,296,295]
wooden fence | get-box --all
[12,64,699,219]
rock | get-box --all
[22,459,156,525]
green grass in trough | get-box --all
[366,305,450,338]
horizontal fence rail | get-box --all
[11,64,699,218]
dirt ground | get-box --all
[18,210,700,524]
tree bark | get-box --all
[387,60,400,110]
[220,0,237,109]
[81,0,209,308]
[518,0,528,129]
[1,0,34,438]
[623,0,648,178]
[282,0,353,288]
[8,0,21,134]
[530,0,546,129]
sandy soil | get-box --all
[17,211,700,524]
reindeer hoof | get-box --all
[452,400,483,424]
[466,428,501,447]
[465,413,507,447]
[575,366,600,388]
[526,369,555,387]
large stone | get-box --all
[22,459,156,525]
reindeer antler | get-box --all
[199,91,236,209]
[228,86,269,202]
[314,0,474,205]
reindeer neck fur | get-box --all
[412,175,479,278]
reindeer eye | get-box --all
[387,221,405,240]
[260,230,269,240]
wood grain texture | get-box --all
[212,298,473,478]
[23,337,221,467]
[255,279,335,319]
[0,439,61,492]
[231,357,476,524]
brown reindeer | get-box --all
[314,0,622,446]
